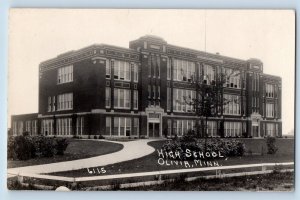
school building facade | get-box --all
[11,35,282,138]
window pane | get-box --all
[120,118,125,136]
[106,87,111,108]
[106,117,111,135]
[113,118,119,136]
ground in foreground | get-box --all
[7,171,294,191]
[120,171,294,191]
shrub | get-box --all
[140,135,147,139]
[266,136,278,154]
[98,135,105,139]
[162,137,245,160]
[55,138,69,155]
[33,136,56,157]
[93,135,97,139]
[7,136,17,159]
[42,138,56,157]
[8,136,70,160]
[22,131,30,137]
[13,135,35,160]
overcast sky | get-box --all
[8,9,295,134]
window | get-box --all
[173,59,195,82]
[32,120,37,136]
[133,90,138,110]
[42,119,54,136]
[224,68,240,88]
[148,85,151,98]
[56,118,72,136]
[106,60,111,79]
[167,120,172,136]
[76,117,84,135]
[274,85,278,98]
[266,103,274,117]
[266,123,275,136]
[206,121,217,137]
[113,118,119,136]
[52,96,56,111]
[256,74,260,91]
[132,118,139,136]
[173,120,195,136]
[224,122,242,137]
[157,56,160,78]
[202,64,215,85]
[113,60,131,81]
[253,73,256,91]
[126,118,131,136]
[167,87,171,111]
[25,121,31,134]
[223,94,241,115]
[18,121,23,135]
[157,86,160,99]
[113,117,132,136]
[173,88,196,112]
[133,64,138,82]
[105,117,111,136]
[48,96,52,112]
[106,87,111,108]
[114,89,131,109]
[58,65,73,84]
[178,120,183,136]
[13,121,17,136]
[148,57,152,77]
[266,84,275,98]
[152,56,156,78]
[57,93,73,110]
[167,58,171,80]
[242,72,246,89]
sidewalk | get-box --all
[8,139,158,175]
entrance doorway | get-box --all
[148,123,160,137]
[250,113,262,138]
[252,126,259,137]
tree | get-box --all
[180,65,241,149]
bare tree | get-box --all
[179,65,241,149]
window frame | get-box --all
[57,65,73,84]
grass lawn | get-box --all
[7,139,123,168]
[51,138,294,177]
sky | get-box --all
[8,9,295,135]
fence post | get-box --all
[17,174,24,184]
[216,169,222,178]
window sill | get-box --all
[57,81,73,85]
[113,107,131,110]
[173,110,195,113]
[56,109,73,111]
[114,79,131,82]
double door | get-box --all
[148,123,160,137]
